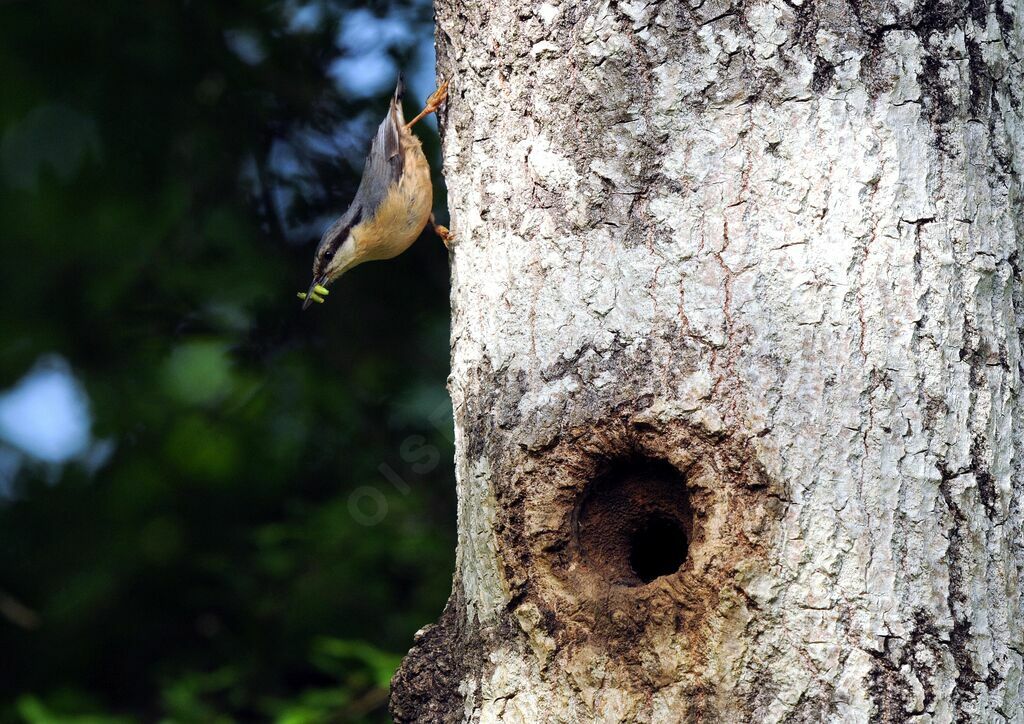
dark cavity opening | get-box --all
[629,517,688,583]
[574,457,693,587]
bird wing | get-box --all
[350,78,406,221]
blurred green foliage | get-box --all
[0,1,454,721]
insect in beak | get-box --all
[297,281,330,309]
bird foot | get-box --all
[405,80,450,130]
[424,80,449,115]
[435,224,453,249]
[430,213,453,249]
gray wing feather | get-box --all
[315,79,406,262]
[350,94,404,221]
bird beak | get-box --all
[302,276,327,310]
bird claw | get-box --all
[435,224,453,249]
[405,79,450,130]
[424,80,449,114]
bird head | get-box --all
[300,209,363,309]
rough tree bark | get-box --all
[391,0,1023,721]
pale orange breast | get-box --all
[356,132,433,262]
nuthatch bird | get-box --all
[298,77,450,308]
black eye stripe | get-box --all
[318,207,364,264]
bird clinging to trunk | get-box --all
[299,77,450,308]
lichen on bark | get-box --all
[392,0,1024,721]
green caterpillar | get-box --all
[296,285,330,304]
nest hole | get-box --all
[629,517,689,583]
[575,457,693,587]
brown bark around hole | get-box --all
[490,411,785,698]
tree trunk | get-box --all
[391,1,1024,721]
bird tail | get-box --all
[391,74,406,125]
